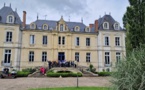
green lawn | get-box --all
[30,87,109,90]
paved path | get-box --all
[0,77,111,90]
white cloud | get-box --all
[0,0,129,27]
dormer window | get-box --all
[60,24,64,31]
[7,15,14,23]
[30,23,36,29]
[114,23,120,30]
[43,24,48,30]
[75,26,80,31]
[85,27,90,32]
[103,22,109,29]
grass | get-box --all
[30,87,109,90]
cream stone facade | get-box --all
[0,5,126,71]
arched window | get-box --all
[114,23,119,30]
[60,24,63,31]
[43,24,48,30]
[75,26,80,31]
[30,23,36,29]
[85,27,90,32]
[103,22,109,29]
[7,15,14,23]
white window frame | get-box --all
[114,23,120,30]
[104,36,109,46]
[42,35,47,45]
[75,26,80,31]
[115,37,120,46]
[105,52,110,64]
[7,15,14,23]
[29,51,34,62]
[4,50,11,63]
[75,52,79,62]
[60,24,64,31]
[85,27,90,32]
[75,37,79,46]
[42,52,47,62]
[86,38,90,46]
[30,23,36,29]
[86,53,90,62]
[116,52,121,63]
[30,35,35,45]
[43,24,48,30]
[103,22,109,29]
[6,32,12,42]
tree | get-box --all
[123,0,145,52]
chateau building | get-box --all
[0,5,126,71]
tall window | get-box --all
[115,37,120,46]
[105,36,109,46]
[62,36,65,45]
[42,52,47,62]
[43,25,48,30]
[4,50,11,63]
[75,52,79,62]
[105,52,110,64]
[75,37,79,46]
[114,23,119,30]
[43,36,47,45]
[103,22,109,29]
[58,36,61,45]
[6,32,12,42]
[9,16,13,23]
[86,53,90,62]
[30,35,35,44]
[116,52,121,63]
[60,24,63,31]
[29,51,34,62]
[86,38,90,46]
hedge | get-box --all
[98,72,112,76]
[17,71,30,77]
[47,72,82,77]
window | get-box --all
[103,22,109,29]
[42,52,47,62]
[6,32,12,42]
[75,26,80,31]
[60,24,63,31]
[116,52,121,63]
[114,23,119,30]
[43,25,48,30]
[30,23,35,29]
[105,52,110,64]
[4,50,11,63]
[43,36,47,45]
[86,53,90,62]
[86,27,90,32]
[86,38,90,46]
[29,51,34,62]
[115,37,120,46]
[105,36,109,46]
[75,37,79,46]
[30,35,35,45]
[58,36,61,44]
[75,52,79,62]
[62,36,65,45]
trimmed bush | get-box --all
[98,72,112,76]
[17,71,30,77]
[47,72,82,77]
[22,68,36,74]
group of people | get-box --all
[47,60,77,69]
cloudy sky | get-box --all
[0,0,129,27]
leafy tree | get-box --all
[123,0,145,52]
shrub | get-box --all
[47,72,82,77]
[17,71,30,77]
[111,48,145,90]
[98,72,112,76]
[22,68,36,74]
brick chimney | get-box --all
[23,11,26,28]
[89,24,94,29]
[95,20,98,32]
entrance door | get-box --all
[58,52,65,62]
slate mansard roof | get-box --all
[0,6,22,24]
[25,19,95,32]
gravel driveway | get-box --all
[0,77,110,90]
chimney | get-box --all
[89,24,94,29]
[95,20,98,32]
[23,11,26,28]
